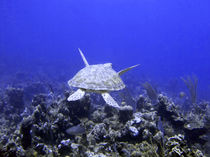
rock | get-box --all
[119,105,133,123]
[66,95,91,120]
[136,94,154,112]
[20,116,33,149]
[58,139,72,156]
[87,123,107,143]
[157,94,185,128]
[129,126,139,136]
[104,105,118,117]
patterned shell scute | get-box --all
[68,64,125,91]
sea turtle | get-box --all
[67,48,139,108]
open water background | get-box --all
[0,0,210,100]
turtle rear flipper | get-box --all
[68,89,85,101]
[101,92,120,108]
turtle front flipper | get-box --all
[78,48,89,67]
[67,89,85,101]
[101,93,120,108]
[118,64,139,76]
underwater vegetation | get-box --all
[142,82,158,102]
[181,75,198,105]
[0,72,209,157]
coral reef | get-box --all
[0,81,209,156]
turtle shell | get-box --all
[68,63,125,91]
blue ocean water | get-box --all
[0,0,210,100]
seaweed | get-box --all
[181,75,198,104]
[142,82,158,102]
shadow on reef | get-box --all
[0,84,209,156]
